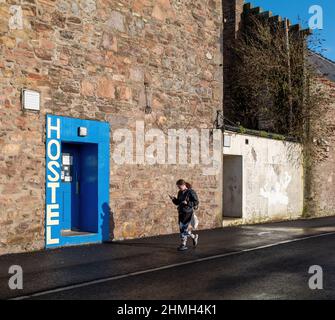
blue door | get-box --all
[62,144,81,231]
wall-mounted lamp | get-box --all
[144,81,152,114]
[78,127,88,137]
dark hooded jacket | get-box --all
[172,188,199,224]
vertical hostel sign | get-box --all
[46,116,61,246]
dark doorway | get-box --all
[223,155,243,218]
[61,142,98,234]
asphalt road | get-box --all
[1,217,335,300]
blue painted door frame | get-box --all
[45,115,110,249]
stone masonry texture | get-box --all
[308,78,335,218]
[0,0,223,254]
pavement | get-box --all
[1,216,335,300]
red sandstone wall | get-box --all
[0,0,223,254]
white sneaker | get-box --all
[177,244,188,251]
[192,234,199,247]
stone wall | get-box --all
[307,78,335,217]
[222,0,243,120]
[0,0,223,254]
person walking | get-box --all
[170,179,199,251]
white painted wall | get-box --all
[223,131,304,223]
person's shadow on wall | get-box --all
[101,202,115,241]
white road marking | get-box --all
[11,231,335,300]
[257,232,272,236]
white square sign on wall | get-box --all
[22,89,40,111]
